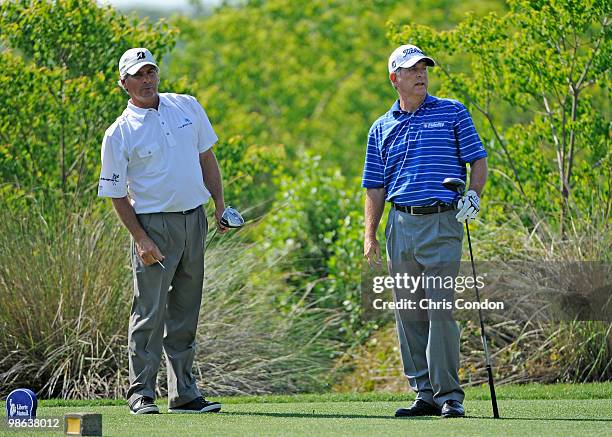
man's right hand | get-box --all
[135,235,165,266]
[364,237,382,269]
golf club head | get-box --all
[220,206,245,229]
[442,177,466,195]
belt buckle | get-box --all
[410,207,425,216]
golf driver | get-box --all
[442,177,500,419]
[205,206,245,251]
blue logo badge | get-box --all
[178,118,193,129]
[6,388,37,418]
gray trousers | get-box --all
[386,207,465,407]
[127,206,207,408]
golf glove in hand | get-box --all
[456,190,480,223]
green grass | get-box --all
[2,384,610,436]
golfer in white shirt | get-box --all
[99,48,227,415]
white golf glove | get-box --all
[456,190,480,223]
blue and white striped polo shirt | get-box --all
[362,94,487,206]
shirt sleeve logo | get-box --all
[100,173,120,186]
[423,122,445,128]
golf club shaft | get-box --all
[205,228,217,252]
[465,222,500,419]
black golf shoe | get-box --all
[441,400,465,418]
[395,399,441,417]
[168,397,222,413]
[129,396,160,415]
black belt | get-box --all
[393,204,455,215]
[169,206,200,215]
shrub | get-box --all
[258,154,370,343]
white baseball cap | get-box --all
[119,48,158,78]
[388,44,435,74]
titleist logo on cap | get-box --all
[388,44,435,73]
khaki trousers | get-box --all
[127,206,207,408]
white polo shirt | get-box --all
[98,93,218,213]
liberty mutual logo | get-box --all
[8,398,29,416]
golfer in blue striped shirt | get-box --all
[362,45,488,418]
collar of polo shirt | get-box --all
[125,94,170,120]
[391,94,436,114]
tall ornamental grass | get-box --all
[0,199,341,399]
[334,211,611,391]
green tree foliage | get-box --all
[259,154,367,340]
[1,0,608,392]
[210,135,285,216]
[0,0,177,200]
[389,0,610,235]
[169,0,507,176]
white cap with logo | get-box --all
[388,44,435,74]
[119,48,158,78]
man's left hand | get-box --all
[456,190,480,223]
[215,207,229,233]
